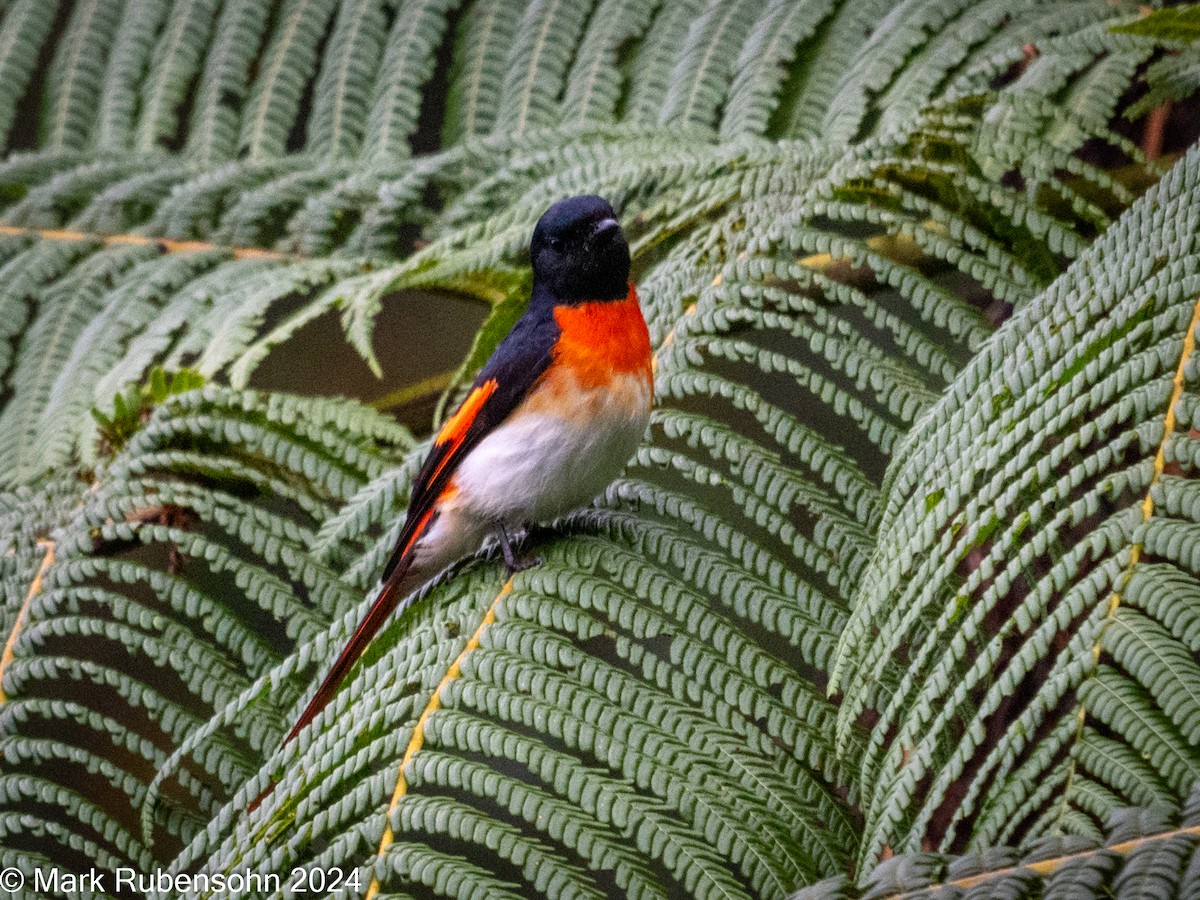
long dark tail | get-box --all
[283,559,414,745]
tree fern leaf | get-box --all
[94,0,173,151]
[834,142,1200,868]
[1080,667,1200,798]
[70,162,196,235]
[1123,563,1200,654]
[720,0,836,139]
[1105,607,1200,745]
[414,714,761,899]
[362,0,461,162]
[441,0,529,145]
[0,778,152,870]
[0,2,1196,891]
[91,257,262,403]
[145,157,304,240]
[184,257,355,379]
[0,243,154,485]
[0,238,95,394]
[491,0,593,135]
[312,456,418,575]
[39,250,227,469]
[185,0,275,165]
[441,666,815,895]
[380,842,528,899]
[774,0,896,139]
[1113,3,1200,42]
[3,158,150,229]
[656,0,758,131]
[222,279,343,387]
[870,0,1049,137]
[40,0,123,152]
[238,0,339,160]
[135,0,222,152]
[560,0,659,126]
[623,0,703,125]
[0,0,60,147]
[396,765,657,898]
[306,0,390,159]
[0,387,400,866]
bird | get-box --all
[285,195,653,743]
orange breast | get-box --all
[552,285,653,390]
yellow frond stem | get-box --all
[0,540,55,703]
[0,225,293,261]
[365,577,514,899]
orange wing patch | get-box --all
[438,379,498,447]
[429,379,497,483]
[552,285,652,390]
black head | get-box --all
[530,195,630,303]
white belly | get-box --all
[452,371,652,525]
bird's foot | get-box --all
[495,526,542,574]
[506,554,543,574]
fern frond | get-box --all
[0,2,1198,895]
[792,784,1200,899]
[656,0,759,131]
[560,0,659,126]
[306,0,391,159]
[492,0,593,135]
[833,143,1200,869]
[623,0,703,125]
[362,0,462,161]
[134,0,222,153]
[185,0,275,165]
[237,0,339,161]
[774,0,897,139]
[441,0,530,145]
[720,0,836,139]
[94,0,173,151]
[0,0,60,147]
[1113,3,1200,42]
[41,0,123,152]
[0,386,407,863]
[0,237,94,392]
[0,243,156,486]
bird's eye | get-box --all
[549,237,564,251]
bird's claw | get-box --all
[495,526,541,575]
[506,554,543,575]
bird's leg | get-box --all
[495,525,542,574]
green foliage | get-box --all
[91,366,206,454]
[831,136,1200,871]
[0,387,411,878]
[1113,4,1200,43]
[0,1,1197,898]
[791,783,1200,899]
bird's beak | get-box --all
[591,218,620,241]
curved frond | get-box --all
[440,0,529,145]
[833,144,1200,869]
[306,0,391,159]
[237,0,339,160]
[0,386,410,869]
[185,0,275,164]
[0,3,1196,896]
[41,0,124,151]
[656,0,759,131]
[792,784,1200,899]
[362,0,461,161]
[0,0,60,147]
[491,0,593,135]
[134,0,222,152]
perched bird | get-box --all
[286,195,653,743]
